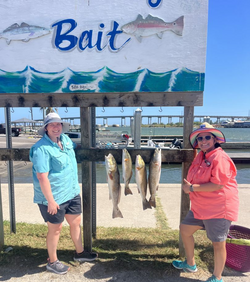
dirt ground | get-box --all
[1,259,250,282]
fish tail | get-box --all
[149,196,156,208]
[172,16,184,36]
[125,184,133,195]
[112,207,123,218]
[143,199,152,210]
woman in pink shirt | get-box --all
[172,122,239,282]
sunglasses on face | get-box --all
[196,135,213,142]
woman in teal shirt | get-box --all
[30,112,97,275]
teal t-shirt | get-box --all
[29,133,80,205]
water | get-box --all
[1,127,250,184]
[0,66,204,93]
[104,126,250,142]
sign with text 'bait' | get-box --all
[0,0,208,94]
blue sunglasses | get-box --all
[196,135,213,142]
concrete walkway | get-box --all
[1,183,250,229]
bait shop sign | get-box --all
[0,0,208,94]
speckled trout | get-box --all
[148,148,162,208]
[135,155,151,210]
[105,154,123,218]
[122,149,133,195]
[0,22,51,45]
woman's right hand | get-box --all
[47,200,60,215]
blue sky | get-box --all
[0,0,249,124]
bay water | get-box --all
[3,126,249,185]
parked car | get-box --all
[64,132,81,144]
[0,123,21,137]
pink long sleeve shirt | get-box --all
[187,147,239,221]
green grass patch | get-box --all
[0,221,214,274]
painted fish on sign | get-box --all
[121,14,184,42]
[0,22,51,45]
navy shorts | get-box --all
[38,194,82,224]
[182,210,231,242]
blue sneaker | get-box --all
[205,275,223,282]
[172,259,197,272]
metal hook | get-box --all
[102,107,105,112]
[159,107,163,112]
[23,161,27,166]
[65,107,68,113]
[4,161,7,166]
[29,108,32,113]
[120,107,124,113]
[11,107,14,113]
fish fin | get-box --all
[108,172,113,180]
[135,35,142,42]
[108,187,112,200]
[125,186,133,196]
[149,196,156,208]
[143,200,152,210]
[136,14,144,21]
[145,14,155,21]
[6,39,11,45]
[136,186,140,193]
[4,23,19,32]
[145,14,164,23]
[20,22,30,27]
[112,207,123,218]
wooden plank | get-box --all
[0,148,194,163]
[1,148,249,163]
[0,92,203,107]
[179,106,194,257]
[221,142,250,149]
[80,107,92,253]
[0,179,4,248]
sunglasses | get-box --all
[196,135,213,142]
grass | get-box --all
[0,197,214,275]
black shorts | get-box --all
[38,194,82,224]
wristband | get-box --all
[189,184,194,192]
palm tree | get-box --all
[40,107,58,119]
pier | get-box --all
[33,114,250,126]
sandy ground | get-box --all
[1,183,250,281]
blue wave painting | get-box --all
[0,66,204,93]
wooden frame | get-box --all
[0,91,199,256]
[0,92,202,107]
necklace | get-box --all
[57,138,63,150]
[204,152,211,167]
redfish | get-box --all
[105,153,123,218]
